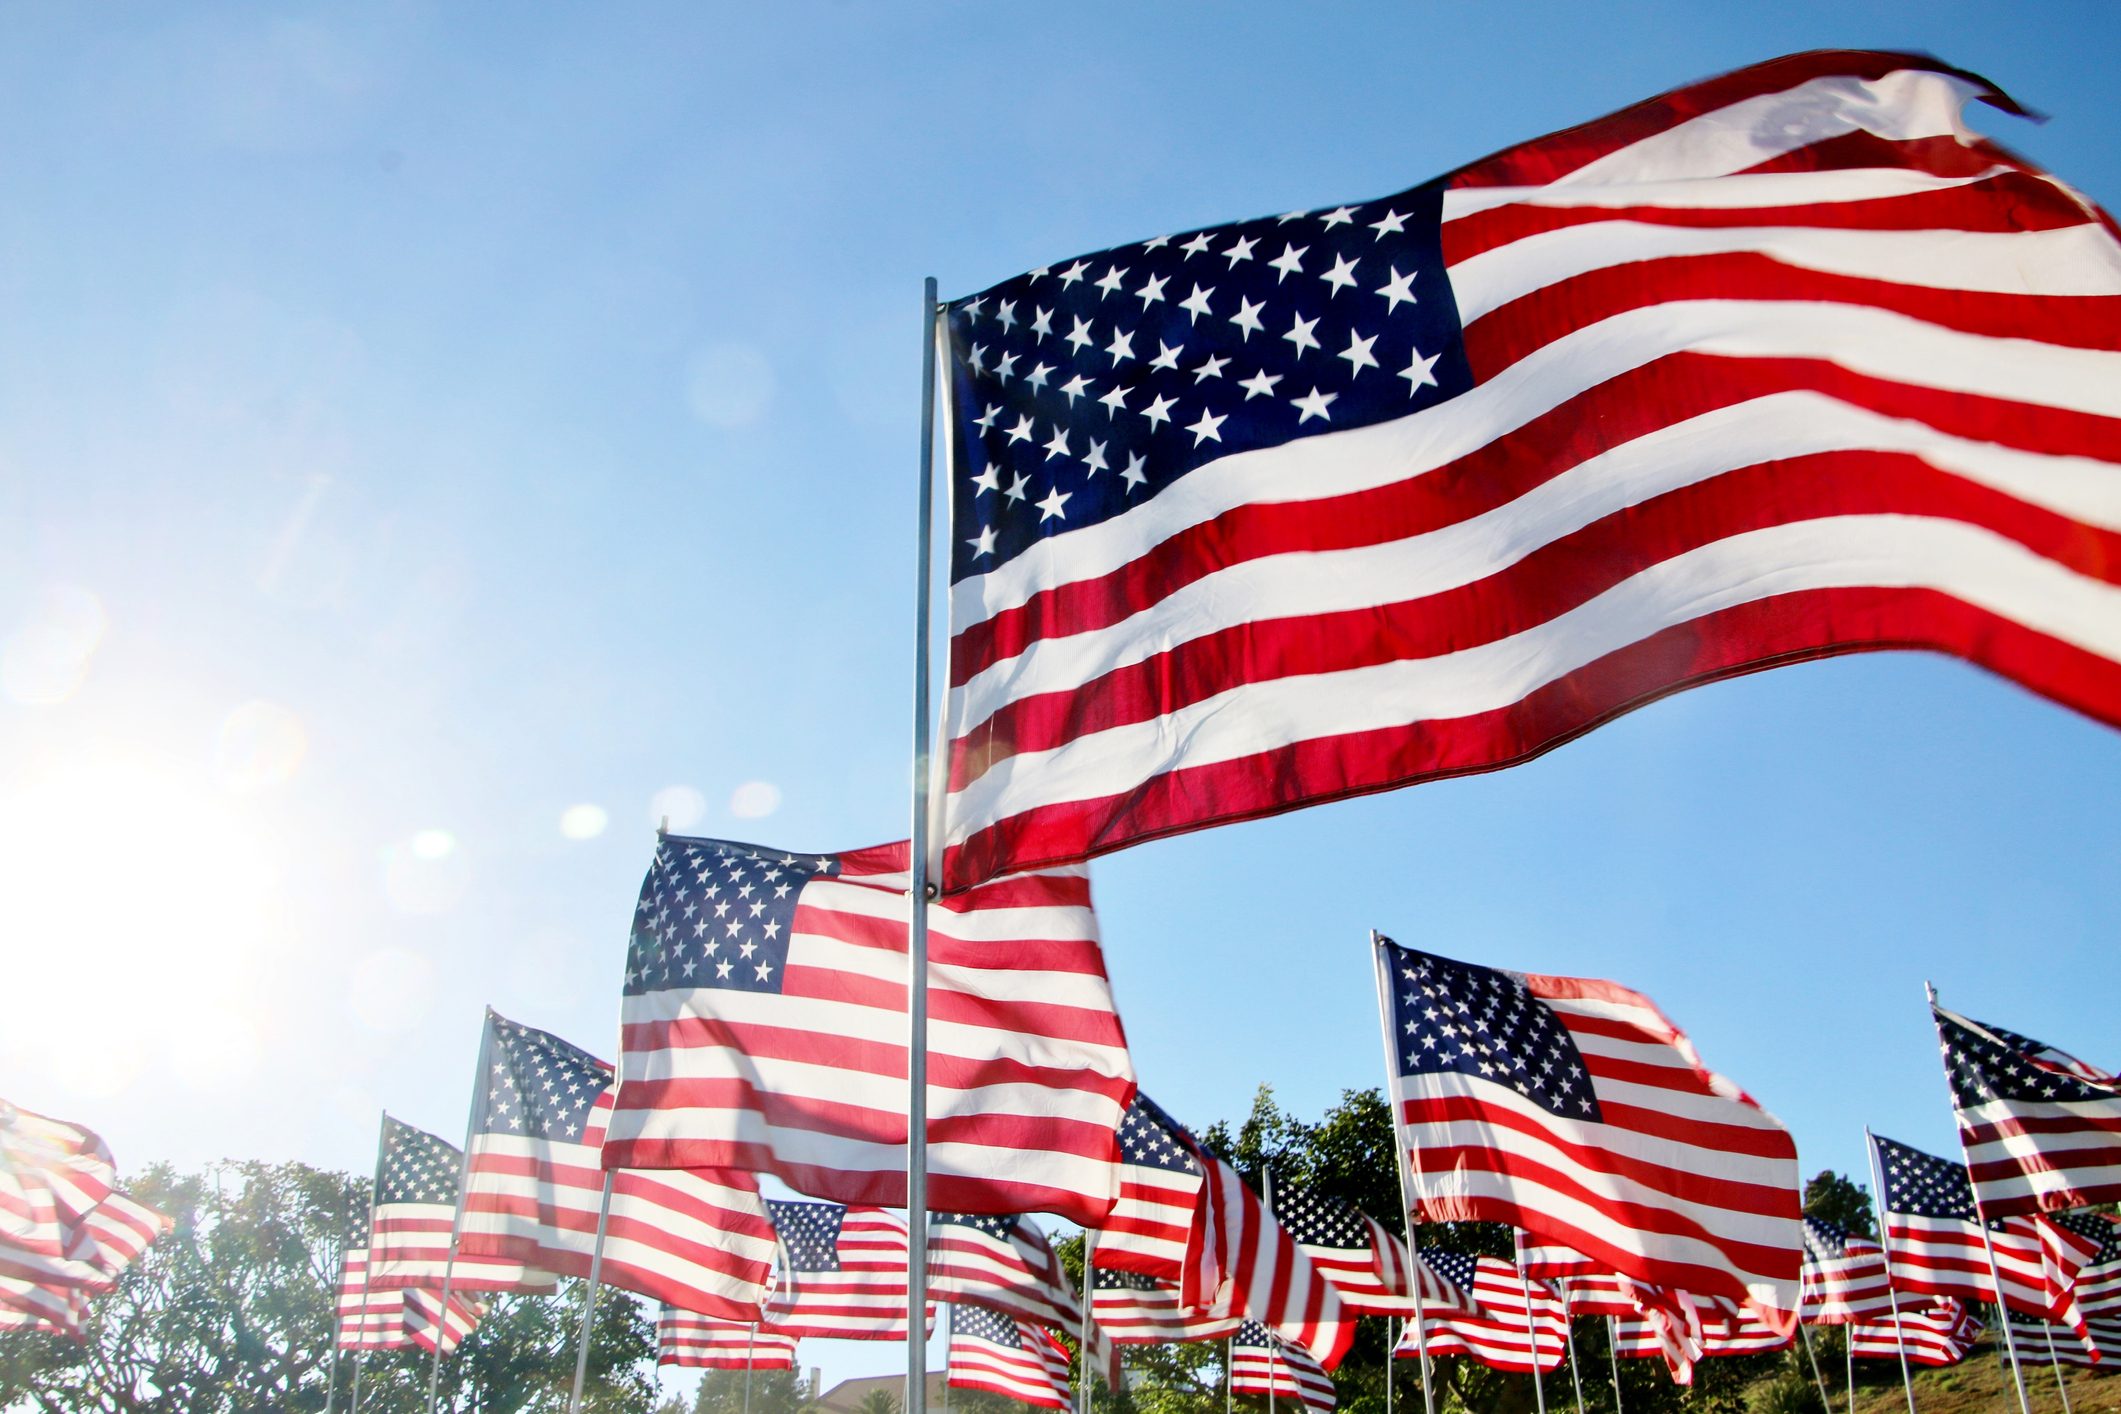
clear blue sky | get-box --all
[1,0,2116,1393]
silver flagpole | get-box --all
[1517,1259,1547,1414]
[1266,1337,1277,1414]
[1079,1231,1096,1414]
[1798,1323,1834,1414]
[349,1140,383,1414]
[566,1172,616,1414]
[1384,1316,1394,1414]
[905,273,942,1414]
[425,1013,496,1414]
[1604,1316,1623,1413]
[1369,932,1436,1414]
[324,1187,354,1414]
[1973,1219,2033,1414]
[941,1308,951,1414]
[1224,1335,1232,1414]
[1862,1128,1918,1414]
[1846,1326,1855,1414]
[1555,1282,1585,1414]
[744,1322,757,1414]
[2042,1321,2073,1414]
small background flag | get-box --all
[1849,1299,1983,1366]
[1092,1266,1241,1344]
[1376,939,1801,1327]
[403,1287,484,1356]
[656,1311,798,1370]
[1231,1321,1338,1414]
[1186,1150,1352,1368]
[1799,1217,1894,1324]
[1398,1249,1567,1376]
[1270,1181,1429,1316]
[2006,1313,2120,1367]
[605,835,1134,1225]
[366,1114,556,1294]
[334,1246,408,1352]
[1934,1003,2121,1217]
[760,1201,933,1340]
[946,1304,1073,1411]
[1095,1094,1203,1279]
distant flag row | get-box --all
[0,1101,171,1342]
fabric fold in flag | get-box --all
[935,47,2121,892]
[0,1102,116,1259]
[926,1211,1118,1389]
[366,1114,556,1295]
[1185,1150,1352,1368]
[403,1287,484,1356]
[1375,938,1801,1331]
[1091,1267,1242,1344]
[1231,1320,1338,1414]
[1933,1002,2121,1218]
[946,1304,1074,1411]
[1272,1181,1449,1317]
[1397,1249,1567,1376]
[604,835,1135,1226]
[1094,1094,1203,1280]
[759,1201,933,1340]
[1799,1217,1894,1324]
[656,1310,797,1369]
[2006,1313,2120,1367]
[1849,1298,1983,1366]
[456,1011,774,1322]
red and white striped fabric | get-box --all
[1849,1299,1982,1366]
[605,837,1135,1226]
[928,1213,1080,1333]
[1613,1304,1792,1361]
[0,1272,87,1340]
[1232,1323,1338,1414]
[1269,1181,1456,1318]
[1092,1267,1242,1344]
[1799,1220,1893,1324]
[403,1287,484,1356]
[936,48,2121,892]
[759,1202,934,1340]
[2071,1214,2121,1315]
[2008,1314,2121,1367]
[1378,941,1802,1331]
[947,1304,1074,1411]
[1186,1151,1352,1368]
[1883,1208,2100,1330]
[367,1114,555,1296]
[457,1013,775,1322]
[1094,1094,1203,1280]
[0,1185,171,1300]
[656,1311,798,1369]
[1398,1253,1567,1376]
[334,1247,410,1352]
[0,1105,116,1259]
[1934,1005,2121,1218]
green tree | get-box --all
[690,1366,808,1414]
[1799,1171,1874,1239]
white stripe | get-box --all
[950,514,2121,842]
[1441,163,2011,220]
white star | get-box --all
[1036,485,1071,521]
[974,403,1000,432]
[1320,253,1360,294]
[996,299,1018,331]
[1320,205,1357,228]
[1058,373,1093,405]
[1180,232,1215,257]
[965,522,996,559]
[962,296,987,320]
[1135,273,1169,309]
[966,342,987,372]
[1094,265,1129,298]
[1239,369,1283,400]
[1058,260,1090,288]
[1178,284,1215,322]
[1267,243,1308,282]
[1025,362,1054,390]
[1223,234,1259,267]
[1144,234,1171,250]
[1291,387,1337,423]
[992,349,1019,382]
[1376,266,1419,313]
[1006,414,1035,444]
[1399,348,1442,393]
[1043,427,1072,460]
[1002,471,1029,503]
[970,463,1000,495]
[1105,327,1137,365]
[1338,330,1380,376]
[1368,209,1408,239]
[1186,408,1227,445]
[1192,353,1230,383]
[1065,316,1095,355]
[1083,438,1109,476]
[1149,340,1184,372]
[1140,392,1177,428]
[1098,383,1130,415]
[1283,312,1321,355]
[1228,296,1266,340]
[1030,306,1054,340]
[1120,453,1148,491]
[1278,209,1309,224]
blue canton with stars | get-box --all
[1379,937,1602,1123]
[952,1302,1024,1347]
[377,1114,461,1205]
[1802,1217,1861,1262]
[766,1200,849,1272]
[1937,1010,2117,1109]
[475,1014,609,1144]
[1872,1135,1977,1221]
[2050,1210,2121,1264]
[624,835,842,999]
[945,184,1474,583]
[1272,1184,1373,1253]
[1415,1246,1480,1297]
[1117,1093,1201,1176]
[934,1212,1021,1241]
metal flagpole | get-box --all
[425,1013,497,1414]
[1385,1316,1395,1414]
[1557,1287,1585,1414]
[906,273,942,1414]
[1079,1231,1096,1414]
[350,1116,385,1414]
[1862,1127,1918,1414]
[941,1309,951,1414]
[1846,1328,1855,1414]
[566,1172,616,1414]
[1798,1323,1834,1414]
[1267,1337,1277,1414]
[1604,1316,1623,1414]
[1224,1336,1233,1414]
[1517,1260,1547,1414]
[744,1323,757,1414]
[1369,932,1436,1414]
[2042,1321,2073,1414]
[324,1186,355,1414]
[1973,1219,2033,1414]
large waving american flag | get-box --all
[1933,1003,2121,1218]
[1375,938,1802,1329]
[456,1012,775,1322]
[365,1114,555,1295]
[945,1304,1074,1412]
[656,1311,798,1370]
[603,835,1134,1225]
[935,48,2121,891]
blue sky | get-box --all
[1,0,2116,1391]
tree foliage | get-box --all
[1800,1171,1875,1240]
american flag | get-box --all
[403,1287,484,1356]
[1934,1003,2121,1218]
[0,1103,115,1258]
[457,1012,776,1321]
[1799,1217,1894,1324]
[1849,1299,1983,1367]
[1091,1266,1242,1344]
[366,1114,555,1295]
[1611,1304,1792,1365]
[1398,1249,1567,1376]
[1269,1182,1433,1316]
[1095,1094,1203,1279]
[759,1201,931,1340]
[0,1290,82,1339]
[335,1246,409,1352]
[656,1311,798,1370]
[1871,1133,2100,1329]
[603,835,1134,1225]
[2062,1211,2121,1315]
[926,1212,1081,1335]
[1517,1234,1710,1377]
[1231,1321,1338,1414]
[1375,939,1801,1328]
[0,1186,171,1298]
[934,48,2121,893]
[946,1304,1074,1411]
[1187,1150,1352,1368]
[2007,1314,2121,1368]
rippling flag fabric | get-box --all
[760,1201,933,1340]
[2007,1313,2120,1367]
[2064,1212,2121,1315]
[1849,1299,1982,1366]
[604,835,1134,1225]
[403,1288,484,1356]
[0,1103,114,1259]
[1611,1302,1792,1364]
[1186,1151,1352,1368]
[457,1012,774,1321]
[1231,1321,1338,1414]
[1095,1094,1203,1279]
[1272,1182,1446,1316]
[946,1304,1074,1411]
[1398,1249,1567,1376]
[1376,938,1801,1328]
[333,1246,408,1352]
[366,1114,555,1295]
[1933,1003,2121,1218]
[936,48,2121,892]
[1799,1217,1894,1324]
[1091,1267,1242,1344]
[656,1311,798,1370]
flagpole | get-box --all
[350,1115,385,1414]
[1384,1316,1395,1414]
[1604,1316,1623,1413]
[1224,1335,1233,1414]
[1553,1277,1585,1414]
[1973,1220,2033,1414]
[2042,1322,2072,1414]
[1798,1323,1834,1414]
[1517,1260,1547,1414]
[425,1014,496,1414]
[324,1184,354,1414]
[1079,1230,1096,1414]
[566,1172,616,1414]
[1267,1337,1277,1414]
[1845,1327,1855,1414]
[1369,932,1436,1414]
[1862,1128,1918,1414]
[744,1322,757,1414]
[905,272,942,1414]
